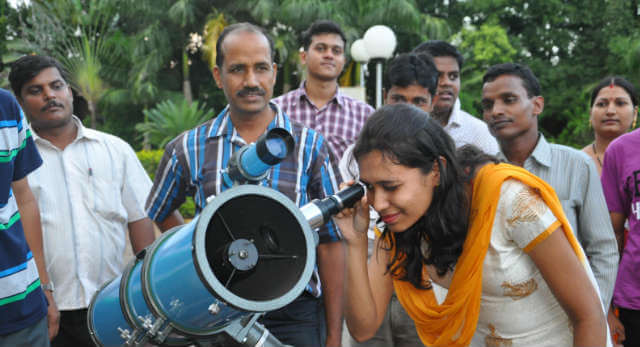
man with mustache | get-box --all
[481,62,618,309]
[274,20,374,163]
[145,23,344,347]
[8,55,156,347]
[413,40,499,154]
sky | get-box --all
[7,0,30,8]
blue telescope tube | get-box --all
[241,136,289,177]
[226,128,295,185]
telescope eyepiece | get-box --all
[226,128,295,185]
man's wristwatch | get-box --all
[41,282,55,292]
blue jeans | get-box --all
[207,293,326,347]
[261,293,326,347]
[349,294,421,347]
[0,316,50,347]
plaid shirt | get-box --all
[146,102,342,297]
[273,81,374,161]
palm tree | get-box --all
[16,0,122,128]
[136,98,214,148]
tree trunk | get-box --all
[282,61,291,93]
[182,51,193,104]
[142,107,150,150]
[88,100,97,129]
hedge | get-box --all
[136,149,195,219]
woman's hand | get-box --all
[333,181,370,247]
[607,308,625,347]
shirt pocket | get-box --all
[86,168,126,222]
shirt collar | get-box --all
[32,115,100,144]
[496,133,551,168]
[528,133,552,167]
[296,80,344,108]
[207,101,292,140]
[445,98,463,127]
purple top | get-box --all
[273,81,374,162]
[601,128,640,310]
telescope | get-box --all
[88,128,364,347]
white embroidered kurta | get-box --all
[431,179,610,347]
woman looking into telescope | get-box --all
[335,104,609,346]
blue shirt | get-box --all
[146,102,342,296]
[0,89,46,334]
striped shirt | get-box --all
[146,102,342,296]
[0,89,47,334]
[273,81,374,162]
[497,134,619,308]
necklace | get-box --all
[592,143,603,167]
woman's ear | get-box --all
[432,157,446,186]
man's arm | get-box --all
[313,140,345,347]
[609,212,627,256]
[145,140,190,231]
[127,218,155,254]
[578,159,619,308]
[156,210,185,232]
[318,241,345,347]
[12,177,60,340]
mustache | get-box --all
[41,100,64,112]
[237,87,265,97]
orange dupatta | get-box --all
[392,163,585,347]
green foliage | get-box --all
[0,0,7,65]
[136,149,165,181]
[455,23,517,117]
[136,149,195,219]
[9,0,640,152]
[428,0,640,148]
[137,99,214,149]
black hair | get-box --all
[482,62,541,98]
[9,55,69,97]
[412,40,464,69]
[384,53,438,97]
[353,104,480,289]
[216,22,275,68]
[301,20,347,51]
[590,76,639,108]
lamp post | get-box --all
[350,39,369,88]
[363,25,396,109]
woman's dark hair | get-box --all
[353,104,472,288]
[590,76,638,108]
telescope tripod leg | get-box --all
[219,313,292,347]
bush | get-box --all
[137,149,196,219]
[136,99,215,149]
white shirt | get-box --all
[444,99,500,155]
[28,116,152,310]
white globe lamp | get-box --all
[363,25,397,108]
[350,39,370,88]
